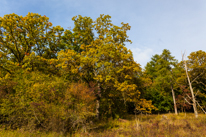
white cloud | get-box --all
[129,46,153,67]
[1,0,206,67]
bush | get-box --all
[0,70,96,133]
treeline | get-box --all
[144,49,206,116]
[0,13,205,133]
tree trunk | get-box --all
[171,84,178,115]
[96,98,100,119]
[182,53,198,118]
[185,67,198,118]
[96,82,101,120]
[94,70,101,120]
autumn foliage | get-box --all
[0,12,206,134]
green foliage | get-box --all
[144,49,179,112]
[57,14,156,118]
[0,12,157,133]
[0,13,66,76]
[1,12,205,134]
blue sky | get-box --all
[1,0,206,67]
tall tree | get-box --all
[57,14,155,119]
[0,13,65,74]
[145,49,178,114]
[182,52,198,118]
[179,50,206,117]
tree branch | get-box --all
[195,90,199,97]
[9,26,21,63]
[186,94,192,100]
[31,107,46,128]
[196,101,206,114]
[191,71,204,84]
[194,81,206,91]
[0,65,12,74]
[184,97,193,105]
[182,51,198,118]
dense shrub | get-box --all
[0,71,96,133]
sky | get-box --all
[1,0,206,67]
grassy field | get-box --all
[0,113,206,137]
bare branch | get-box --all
[195,81,206,91]
[196,101,206,114]
[182,51,198,118]
[31,107,46,128]
[195,80,206,87]
[195,90,199,97]
[191,71,204,84]
[186,94,192,100]
[184,97,193,105]
[185,92,206,114]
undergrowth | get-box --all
[0,113,206,137]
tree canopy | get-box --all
[0,12,205,133]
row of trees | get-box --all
[0,13,155,132]
[144,49,206,117]
[0,12,205,133]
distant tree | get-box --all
[144,49,178,114]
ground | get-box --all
[0,113,206,137]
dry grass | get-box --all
[0,129,64,137]
[0,113,206,137]
[76,113,206,137]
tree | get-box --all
[144,49,178,114]
[182,52,198,118]
[0,13,156,133]
[180,50,206,117]
[187,50,206,98]
[0,70,96,132]
[0,12,65,74]
[57,14,155,119]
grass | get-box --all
[0,129,64,137]
[0,113,206,137]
